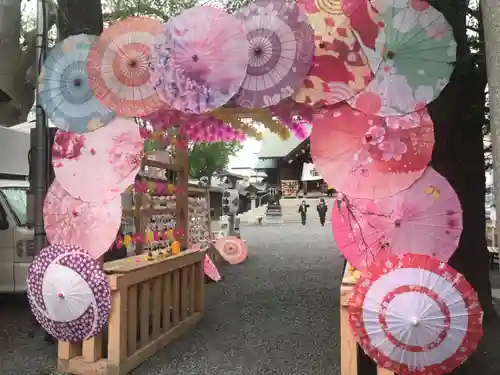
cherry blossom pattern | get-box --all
[310,103,434,199]
[293,0,382,105]
[331,167,462,272]
[349,0,457,116]
[52,118,143,202]
[26,243,111,343]
[348,253,483,375]
[43,180,122,259]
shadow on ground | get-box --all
[0,224,499,375]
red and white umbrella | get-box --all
[348,253,483,375]
[214,236,247,265]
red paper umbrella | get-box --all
[87,16,164,117]
[348,253,483,375]
[311,103,434,199]
[214,236,248,265]
[43,180,122,259]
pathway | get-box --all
[0,222,345,375]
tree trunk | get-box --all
[429,0,496,321]
[57,0,103,39]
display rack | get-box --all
[122,141,189,254]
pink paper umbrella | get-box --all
[214,236,248,265]
[192,244,222,281]
[233,0,315,108]
[311,103,434,199]
[348,253,483,375]
[26,243,111,343]
[331,167,463,272]
[44,180,122,258]
[149,6,249,113]
[52,117,143,202]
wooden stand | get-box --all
[58,250,205,375]
[122,143,189,254]
[340,263,395,375]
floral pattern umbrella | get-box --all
[310,103,434,199]
[348,253,483,375]
[331,167,463,272]
[233,0,315,108]
[26,243,111,343]
[52,117,143,202]
[348,0,457,116]
[149,6,249,113]
[44,180,122,258]
[87,16,164,117]
[293,0,382,105]
[39,34,115,133]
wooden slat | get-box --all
[107,251,205,291]
[152,276,162,339]
[104,250,201,275]
[107,288,128,375]
[143,158,182,171]
[189,264,196,315]
[127,285,138,356]
[171,270,180,325]
[378,368,395,375]
[82,335,102,363]
[195,260,205,313]
[162,273,172,332]
[123,207,176,217]
[139,282,151,348]
[340,286,358,375]
[180,267,189,321]
[58,341,81,360]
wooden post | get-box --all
[175,136,189,250]
[107,277,128,375]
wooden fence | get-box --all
[58,250,205,375]
[340,264,394,375]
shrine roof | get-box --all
[257,124,312,160]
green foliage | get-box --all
[102,0,198,21]
[188,142,242,181]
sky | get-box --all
[24,0,264,169]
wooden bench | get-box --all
[58,250,205,375]
[340,263,395,375]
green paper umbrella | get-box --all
[349,0,456,116]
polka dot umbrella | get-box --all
[26,243,111,343]
[39,34,115,133]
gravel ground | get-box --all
[0,223,344,375]
[1,223,500,375]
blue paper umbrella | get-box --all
[39,34,115,133]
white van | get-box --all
[0,178,33,292]
[0,124,36,293]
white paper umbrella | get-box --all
[27,243,111,342]
[348,253,483,375]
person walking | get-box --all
[298,200,310,225]
[317,198,328,227]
